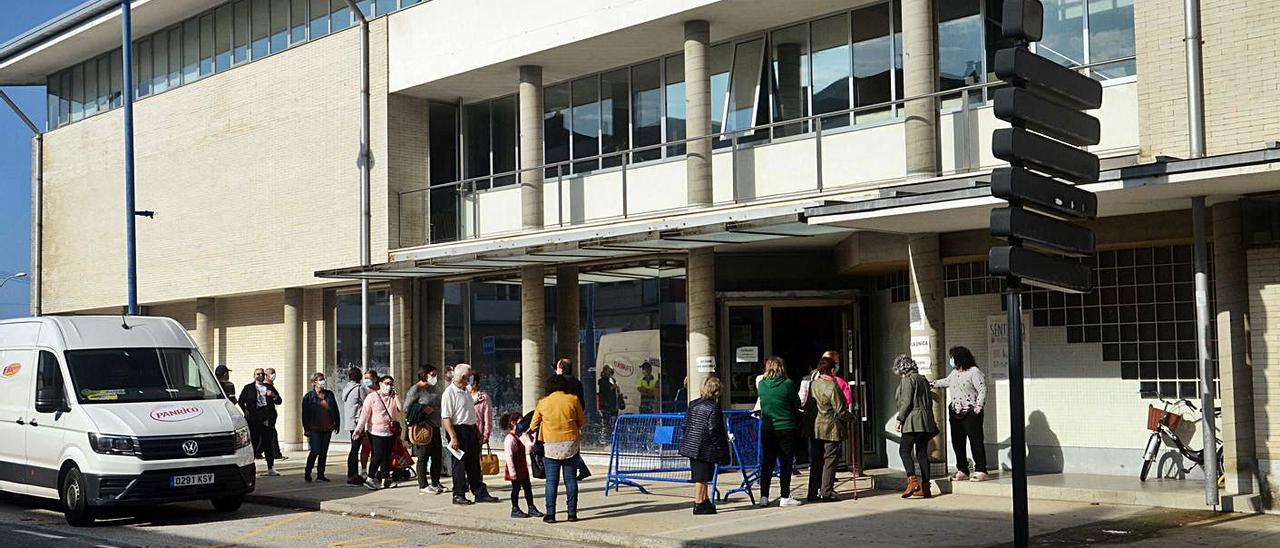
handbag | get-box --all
[480,444,500,476]
[530,440,546,479]
[374,392,403,438]
[408,423,434,446]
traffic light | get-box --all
[988,0,1101,294]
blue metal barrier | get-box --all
[604,411,763,505]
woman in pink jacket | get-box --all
[471,371,494,445]
[355,375,403,490]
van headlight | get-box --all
[234,426,252,449]
[88,433,140,456]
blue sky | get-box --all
[1,0,84,318]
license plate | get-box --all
[170,473,215,487]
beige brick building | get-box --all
[5,0,1280,513]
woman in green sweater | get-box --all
[756,356,804,507]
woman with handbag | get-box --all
[301,372,340,483]
[529,374,587,523]
[406,366,446,494]
[931,346,989,482]
[355,375,403,490]
[680,376,731,515]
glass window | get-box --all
[310,0,329,38]
[403,0,422,7]
[572,76,601,173]
[812,14,851,128]
[334,289,391,376]
[893,0,903,105]
[135,38,152,97]
[97,56,111,112]
[271,0,290,52]
[709,43,731,146]
[199,15,216,75]
[376,0,396,16]
[215,5,233,71]
[70,63,85,123]
[771,23,810,137]
[600,68,629,168]
[544,82,571,177]
[937,0,983,106]
[664,54,685,156]
[47,74,60,129]
[357,0,373,18]
[1089,0,1136,79]
[1038,0,1085,66]
[853,3,894,123]
[110,50,123,108]
[183,19,200,84]
[631,60,662,162]
[331,0,352,31]
[725,38,766,135]
[65,348,223,404]
[252,0,271,59]
[429,102,460,243]
[152,33,170,93]
[291,0,308,44]
[491,95,518,187]
[233,1,251,64]
[81,61,97,118]
[59,71,72,124]
[463,101,491,180]
[168,28,183,88]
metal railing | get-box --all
[397,56,1136,247]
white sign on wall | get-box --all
[695,356,716,373]
[735,346,759,363]
[909,334,933,376]
[987,313,1032,380]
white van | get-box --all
[0,315,255,525]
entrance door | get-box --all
[770,307,840,381]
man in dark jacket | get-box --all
[239,368,283,476]
[215,365,237,404]
[301,372,341,482]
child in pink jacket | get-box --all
[500,412,542,518]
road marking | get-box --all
[15,529,66,539]
[232,512,311,543]
[271,520,394,542]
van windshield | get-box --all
[64,347,223,404]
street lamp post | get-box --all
[0,272,28,289]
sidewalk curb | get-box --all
[246,493,742,548]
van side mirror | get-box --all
[36,386,70,414]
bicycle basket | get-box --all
[1146,405,1182,432]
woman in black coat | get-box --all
[679,376,730,515]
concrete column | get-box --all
[684,20,713,206]
[281,288,304,447]
[901,0,939,179]
[556,266,581,374]
[686,248,716,402]
[519,65,545,230]
[389,279,415,386]
[194,297,215,362]
[907,234,946,462]
[424,279,446,368]
[1213,201,1260,505]
[521,266,546,411]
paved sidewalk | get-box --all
[243,448,1280,547]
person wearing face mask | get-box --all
[469,371,493,445]
[342,367,369,485]
[356,369,380,477]
[264,367,286,461]
[238,368,283,476]
[931,346,989,482]
[302,372,340,482]
[405,365,446,494]
[355,375,403,490]
[440,363,500,505]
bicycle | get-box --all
[1139,398,1224,486]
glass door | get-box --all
[726,306,765,408]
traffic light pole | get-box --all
[1006,281,1029,548]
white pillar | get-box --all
[521,266,546,411]
[195,297,215,361]
[908,234,946,462]
[556,266,581,374]
[519,65,545,230]
[684,20,712,206]
[281,288,304,447]
[902,0,939,180]
[686,248,716,402]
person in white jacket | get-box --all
[931,346,989,482]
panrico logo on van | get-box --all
[149,405,204,422]
[1,363,20,378]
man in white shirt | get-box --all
[440,363,499,505]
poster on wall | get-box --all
[987,313,1031,381]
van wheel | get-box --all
[211,494,244,512]
[61,467,95,526]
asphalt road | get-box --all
[0,494,583,548]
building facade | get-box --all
[4,0,1280,510]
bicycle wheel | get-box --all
[1139,433,1161,482]
[1140,458,1154,482]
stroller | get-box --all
[361,432,417,483]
